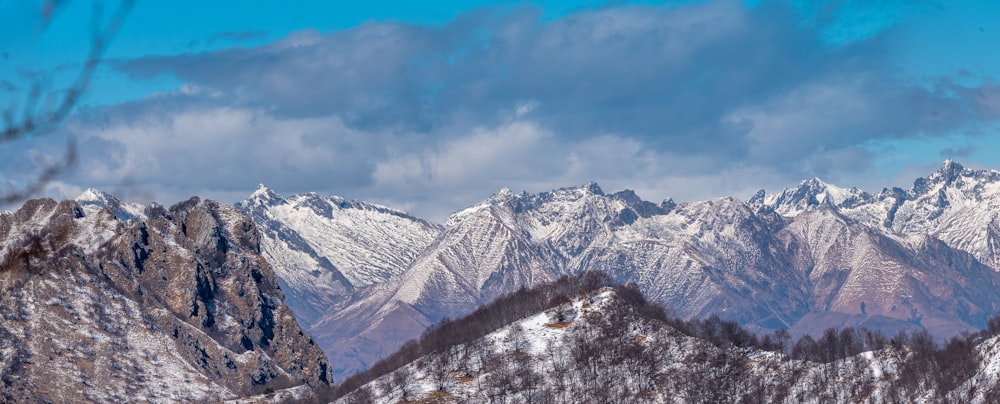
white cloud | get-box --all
[5,0,996,218]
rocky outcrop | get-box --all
[0,197,331,402]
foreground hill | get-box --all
[334,273,1000,403]
[0,195,331,402]
[243,161,1000,379]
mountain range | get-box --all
[239,160,1000,380]
[7,150,998,398]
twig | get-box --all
[0,0,133,204]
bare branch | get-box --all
[0,0,133,204]
[0,138,77,205]
[3,0,133,143]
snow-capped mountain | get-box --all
[75,187,151,221]
[0,195,331,402]
[753,160,1000,269]
[749,177,871,217]
[236,185,441,327]
[244,161,1000,381]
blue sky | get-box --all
[1,0,999,220]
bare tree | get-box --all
[1,0,133,204]
[390,367,414,402]
[342,384,374,404]
[429,351,451,392]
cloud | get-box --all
[117,1,993,151]
[45,97,398,205]
[940,145,975,159]
[28,0,997,219]
[732,75,970,162]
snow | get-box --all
[342,289,618,403]
[754,161,1000,271]
[239,163,1000,383]
[757,177,867,217]
[340,285,1000,404]
[242,189,441,290]
[74,188,149,221]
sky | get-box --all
[1,0,999,221]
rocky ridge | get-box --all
[0,195,331,402]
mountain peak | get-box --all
[246,183,286,206]
[582,182,604,196]
[74,188,145,221]
[76,188,119,204]
[935,159,965,183]
[487,187,519,204]
[749,176,867,217]
[801,177,828,188]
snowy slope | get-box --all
[75,188,151,221]
[310,186,564,378]
[336,287,1000,404]
[236,185,442,326]
[780,207,1000,337]
[317,186,810,380]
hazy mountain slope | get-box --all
[0,197,331,402]
[589,196,810,328]
[314,186,814,380]
[310,187,562,377]
[236,185,442,326]
[779,207,1000,337]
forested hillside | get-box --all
[332,272,1000,403]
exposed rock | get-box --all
[0,197,331,402]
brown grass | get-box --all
[456,376,476,383]
[545,321,574,329]
[408,390,457,403]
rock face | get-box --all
[245,161,1000,380]
[0,196,331,402]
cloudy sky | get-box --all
[1,0,999,221]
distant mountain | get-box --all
[752,160,1000,269]
[0,195,331,402]
[235,185,442,327]
[749,177,872,217]
[240,160,1000,380]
